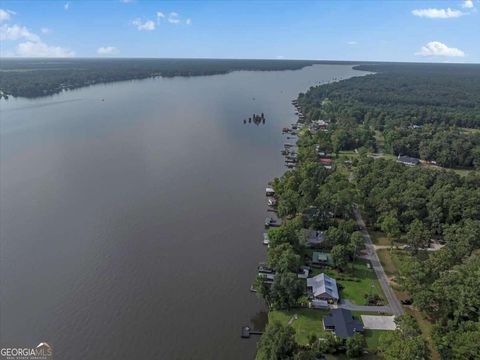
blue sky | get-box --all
[0,0,479,62]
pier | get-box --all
[241,326,263,338]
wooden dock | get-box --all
[241,326,263,338]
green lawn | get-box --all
[370,231,390,246]
[377,249,397,277]
[311,260,386,305]
[269,308,329,345]
[364,329,389,350]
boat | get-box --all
[265,217,276,227]
[263,233,270,245]
[267,197,277,207]
[266,187,275,196]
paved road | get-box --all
[353,206,404,316]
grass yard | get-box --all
[269,308,329,345]
[311,260,386,305]
[364,329,389,351]
[376,249,397,277]
[370,231,390,246]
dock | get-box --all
[241,326,263,338]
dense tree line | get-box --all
[355,158,480,241]
[297,63,480,129]
[384,125,480,168]
[0,58,354,98]
[354,158,480,358]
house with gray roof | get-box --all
[299,229,325,247]
[397,154,419,166]
[307,273,339,304]
[323,309,364,339]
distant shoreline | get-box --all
[0,59,362,99]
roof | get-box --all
[323,309,364,338]
[312,252,334,265]
[300,229,325,246]
[307,273,339,300]
[397,155,419,165]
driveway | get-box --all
[361,315,397,330]
[353,207,404,316]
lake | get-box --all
[0,64,367,360]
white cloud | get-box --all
[276,55,285,59]
[16,40,74,57]
[121,0,135,3]
[64,2,70,10]
[132,18,155,31]
[0,9,15,22]
[411,7,465,18]
[186,18,192,25]
[156,12,165,19]
[347,41,358,45]
[462,0,474,8]
[0,24,40,42]
[415,41,465,57]
[97,46,119,55]
[40,27,51,34]
[167,12,180,24]
[1,23,74,58]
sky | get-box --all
[0,0,479,63]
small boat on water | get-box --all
[265,217,276,227]
[266,187,275,196]
[267,197,277,207]
[263,233,270,245]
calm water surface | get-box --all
[0,65,367,360]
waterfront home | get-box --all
[307,273,339,304]
[299,229,325,247]
[397,154,419,166]
[312,252,334,266]
[323,309,364,339]
[266,187,275,196]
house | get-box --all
[397,155,419,166]
[312,252,334,266]
[323,309,364,339]
[307,273,339,304]
[299,229,325,247]
[319,158,333,165]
